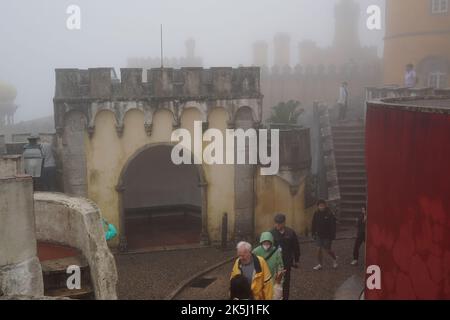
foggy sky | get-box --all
[0,0,385,122]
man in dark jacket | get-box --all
[270,213,300,300]
[311,199,338,270]
[350,205,367,266]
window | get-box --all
[431,0,449,14]
[428,72,448,89]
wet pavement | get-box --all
[115,247,235,300]
[114,234,365,300]
[174,237,365,300]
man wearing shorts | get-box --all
[312,199,338,270]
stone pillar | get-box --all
[233,107,256,243]
[61,111,88,197]
[0,171,44,296]
[199,181,209,245]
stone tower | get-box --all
[253,41,269,68]
[333,0,361,51]
[273,33,291,67]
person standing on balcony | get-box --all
[40,140,57,192]
[337,82,349,121]
[404,64,418,88]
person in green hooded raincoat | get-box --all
[253,231,285,299]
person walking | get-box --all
[270,214,300,300]
[253,232,285,300]
[230,274,253,300]
[312,200,338,270]
[230,241,273,300]
[350,205,367,266]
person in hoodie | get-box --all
[312,199,338,271]
[253,232,285,299]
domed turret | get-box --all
[0,81,17,103]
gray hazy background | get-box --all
[0,0,385,122]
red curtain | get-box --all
[365,104,450,300]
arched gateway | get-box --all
[54,67,311,251]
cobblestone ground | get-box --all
[115,229,365,300]
[115,247,235,300]
[175,238,365,300]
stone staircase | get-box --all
[41,255,95,300]
[332,123,367,225]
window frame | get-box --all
[431,0,449,14]
[428,72,448,89]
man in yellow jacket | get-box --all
[230,241,273,300]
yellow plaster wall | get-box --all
[254,169,307,238]
[85,107,235,245]
[383,0,450,85]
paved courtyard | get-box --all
[115,235,365,300]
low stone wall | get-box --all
[0,155,23,177]
[0,176,43,297]
[34,192,118,300]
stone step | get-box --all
[338,170,367,178]
[341,192,367,201]
[41,255,92,297]
[332,131,365,138]
[45,286,95,300]
[334,149,365,157]
[333,137,365,145]
[334,143,366,150]
[336,163,366,171]
[340,205,365,214]
[332,126,365,132]
[338,217,359,226]
[339,177,367,184]
[341,199,367,206]
[339,185,367,193]
[335,155,365,162]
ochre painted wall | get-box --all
[85,107,236,246]
[383,0,450,85]
[254,168,308,238]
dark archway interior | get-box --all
[123,145,202,250]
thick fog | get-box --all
[0,0,384,122]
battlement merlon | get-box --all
[54,67,262,100]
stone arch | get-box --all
[234,106,256,128]
[153,107,178,127]
[207,107,231,128]
[89,109,119,138]
[180,107,206,129]
[116,142,208,252]
[180,103,208,122]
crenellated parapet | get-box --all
[55,67,261,100]
[53,67,263,137]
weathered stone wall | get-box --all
[33,192,118,300]
[0,155,23,177]
[261,64,382,121]
[0,176,44,297]
[0,135,5,154]
[54,67,262,246]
